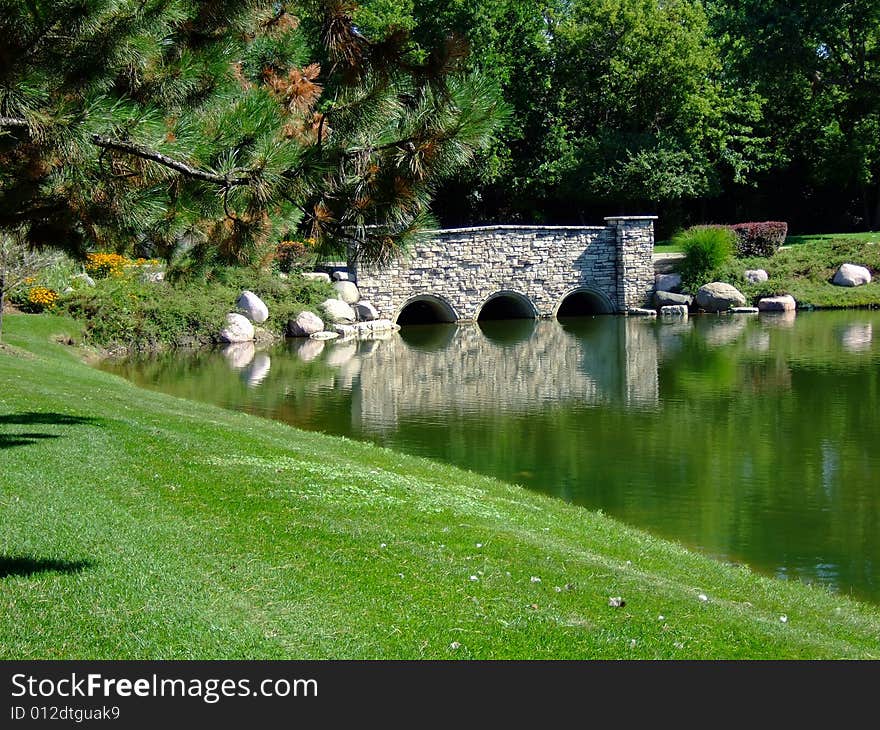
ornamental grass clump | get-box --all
[675,225,735,292]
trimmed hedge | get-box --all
[731,221,788,257]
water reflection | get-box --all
[103,310,880,603]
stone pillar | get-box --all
[605,216,657,311]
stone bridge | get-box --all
[349,216,656,323]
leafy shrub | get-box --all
[731,221,788,258]
[60,266,334,352]
[674,225,735,291]
[274,239,316,274]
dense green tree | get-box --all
[0,1,506,267]
[356,0,770,227]
[709,0,880,230]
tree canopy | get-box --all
[2,0,878,244]
[0,0,507,265]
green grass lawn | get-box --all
[713,238,880,308]
[786,231,880,246]
[2,314,880,659]
[655,230,880,254]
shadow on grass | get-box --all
[0,556,93,579]
[0,412,102,450]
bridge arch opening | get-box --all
[476,291,538,321]
[395,294,458,326]
[555,288,615,318]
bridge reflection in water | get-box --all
[351,318,660,434]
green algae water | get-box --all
[103,310,880,602]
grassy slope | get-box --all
[715,238,880,308]
[2,315,880,659]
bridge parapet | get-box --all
[351,217,656,321]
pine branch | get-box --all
[89,135,252,187]
[0,118,29,128]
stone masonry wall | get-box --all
[350,217,656,321]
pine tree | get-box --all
[0,1,506,268]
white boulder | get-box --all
[758,295,796,312]
[333,280,361,304]
[302,272,331,283]
[660,305,688,318]
[333,323,357,338]
[236,290,269,324]
[745,269,769,284]
[833,263,872,287]
[218,312,255,343]
[287,311,324,337]
[332,270,352,281]
[695,282,746,312]
[320,298,357,324]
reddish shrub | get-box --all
[275,240,308,273]
[731,221,788,258]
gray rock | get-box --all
[731,306,760,314]
[219,312,255,343]
[302,272,331,283]
[333,323,357,338]
[655,273,682,292]
[310,331,339,341]
[695,282,747,312]
[628,307,657,317]
[758,295,796,312]
[320,298,357,324]
[141,271,165,284]
[333,280,360,304]
[368,319,398,331]
[745,269,769,284]
[833,263,872,287]
[332,270,351,282]
[654,290,693,308]
[286,311,324,337]
[73,273,96,287]
[660,305,688,318]
[354,301,380,321]
[236,290,269,324]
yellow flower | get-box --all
[27,286,59,310]
[85,252,130,278]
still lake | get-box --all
[103,310,880,602]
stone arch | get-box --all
[394,293,459,325]
[554,286,616,317]
[475,290,539,321]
